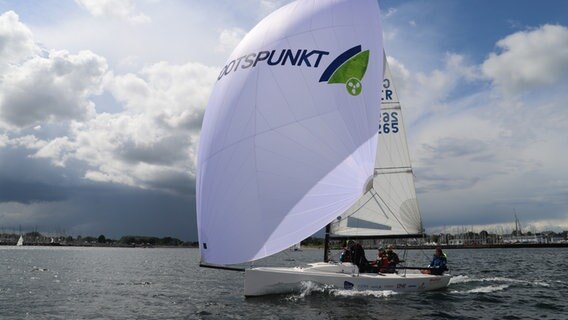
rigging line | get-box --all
[370,188,412,235]
[334,190,377,222]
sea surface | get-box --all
[1,246,566,319]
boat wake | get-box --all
[286,281,397,301]
[452,284,510,294]
[329,288,397,298]
[450,275,550,287]
[449,274,551,294]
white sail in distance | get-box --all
[197,0,383,265]
[330,54,423,238]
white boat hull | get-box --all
[245,262,451,297]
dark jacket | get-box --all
[384,250,400,273]
[429,254,448,275]
[349,243,368,272]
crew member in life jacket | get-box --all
[339,241,351,263]
[384,244,402,273]
[376,247,390,273]
[422,247,448,275]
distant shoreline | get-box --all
[395,243,568,250]
[3,242,568,250]
[0,243,197,248]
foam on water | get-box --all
[286,281,398,300]
[450,284,510,294]
[450,275,550,287]
[330,289,397,298]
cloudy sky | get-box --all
[0,0,567,240]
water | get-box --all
[1,246,566,319]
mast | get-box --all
[514,209,522,236]
[323,224,331,262]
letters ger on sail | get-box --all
[197,0,383,265]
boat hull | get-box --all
[244,262,451,297]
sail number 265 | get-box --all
[378,112,399,134]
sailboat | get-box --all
[197,0,451,296]
[16,235,24,246]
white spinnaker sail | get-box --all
[197,0,383,265]
[330,55,423,237]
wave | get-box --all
[451,284,510,294]
[286,281,397,300]
[330,289,397,298]
[450,275,549,287]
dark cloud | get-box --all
[65,184,197,240]
[0,146,196,240]
[0,147,71,203]
[0,178,68,204]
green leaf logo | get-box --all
[319,46,369,96]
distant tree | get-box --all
[302,237,324,246]
[98,234,106,243]
[159,237,182,246]
[83,236,97,243]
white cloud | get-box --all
[0,11,37,71]
[107,61,217,130]
[258,0,293,17]
[482,24,568,94]
[32,137,73,167]
[75,0,150,24]
[386,25,568,230]
[384,8,398,18]
[215,28,247,54]
[32,61,218,193]
[389,53,478,126]
[1,10,217,195]
[0,49,107,129]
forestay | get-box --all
[197,0,383,265]
[329,54,423,238]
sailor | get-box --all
[384,244,401,273]
[348,240,369,273]
[339,241,351,262]
[426,247,448,275]
[376,247,389,273]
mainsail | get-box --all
[329,54,423,238]
[197,0,383,265]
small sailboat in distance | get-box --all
[16,235,24,246]
[197,0,451,296]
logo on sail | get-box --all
[319,45,370,96]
